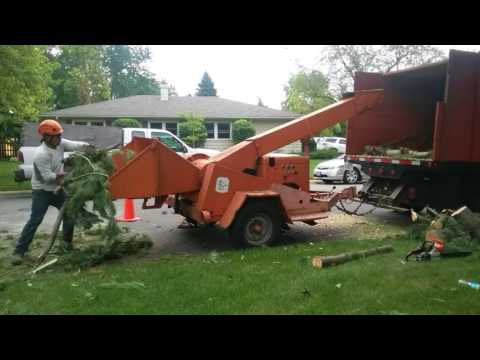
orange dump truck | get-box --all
[346,49,480,212]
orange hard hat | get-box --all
[38,119,63,136]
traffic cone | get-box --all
[115,198,141,222]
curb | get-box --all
[0,190,32,199]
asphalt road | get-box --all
[0,181,409,255]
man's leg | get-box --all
[14,190,50,256]
[51,190,74,247]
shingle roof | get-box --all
[42,95,299,120]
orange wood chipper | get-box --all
[108,90,384,246]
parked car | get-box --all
[312,154,366,184]
[15,127,219,182]
[316,137,346,153]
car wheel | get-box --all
[343,168,361,184]
[229,200,281,247]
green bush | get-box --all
[178,113,207,148]
[112,118,142,128]
[232,119,255,144]
[309,148,339,159]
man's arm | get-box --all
[62,138,93,152]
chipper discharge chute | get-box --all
[108,89,384,246]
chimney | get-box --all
[160,83,169,101]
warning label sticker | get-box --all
[215,177,230,193]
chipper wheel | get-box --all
[229,200,282,247]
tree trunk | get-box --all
[312,245,393,268]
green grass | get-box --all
[0,160,31,191]
[1,232,479,314]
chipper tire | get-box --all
[229,200,282,248]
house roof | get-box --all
[42,95,300,120]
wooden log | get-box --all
[311,245,394,268]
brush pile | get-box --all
[410,206,480,255]
[63,148,120,241]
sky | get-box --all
[146,45,480,110]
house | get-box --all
[41,89,301,153]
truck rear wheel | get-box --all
[229,200,282,247]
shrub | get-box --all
[309,148,339,159]
[232,119,255,144]
[112,118,142,128]
[178,113,207,148]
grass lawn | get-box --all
[1,230,480,314]
[0,160,31,191]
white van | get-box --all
[15,127,219,182]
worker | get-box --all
[11,119,94,265]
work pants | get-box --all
[14,189,74,256]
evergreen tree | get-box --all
[257,97,266,107]
[195,72,217,96]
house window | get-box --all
[217,123,231,139]
[165,122,178,135]
[205,123,215,139]
[73,121,87,126]
[91,122,104,126]
[150,122,163,129]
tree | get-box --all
[232,119,255,144]
[283,69,334,114]
[112,118,142,128]
[321,45,446,96]
[282,69,343,136]
[178,113,208,148]
[103,45,161,99]
[195,72,217,96]
[0,46,54,123]
[51,45,111,109]
[257,97,266,107]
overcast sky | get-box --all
[146,45,480,110]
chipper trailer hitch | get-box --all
[108,89,384,246]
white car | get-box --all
[15,127,219,182]
[316,137,346,153]
[313,155,365,184]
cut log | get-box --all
[312,245,393,268]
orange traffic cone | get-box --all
[115,198,141,222]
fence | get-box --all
[0,137,20,160]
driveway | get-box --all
[0,182,410,255]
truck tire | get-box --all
[343,168,361,184]
[229,200,282,247]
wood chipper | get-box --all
[108,90,384,246]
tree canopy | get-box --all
[320,45,446,96]
[282,69,343,136]
[103,45,161,99]
[51,45,111,109]
[195,72,217,96]
[0,45,54,123]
